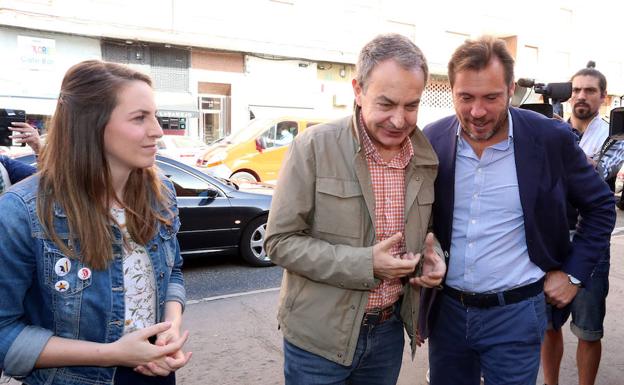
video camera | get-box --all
[0,109,27,147]
[516,78,572,118]
[610,107,624,138]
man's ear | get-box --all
[508,81,516,100]
[352,78,363,106]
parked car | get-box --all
[157,135,208,167]
[15,154,274,267]
[196,116,329,184]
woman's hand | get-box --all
[134,302,192,376]
[9,122,42,154]
[109,321,189,374]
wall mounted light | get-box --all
[339,66,346,78]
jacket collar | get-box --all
[350,103,438,167]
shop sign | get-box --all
[157,110,199,118]
[18,35,56,70]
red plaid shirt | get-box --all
[358,113,414,310]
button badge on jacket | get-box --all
[54,280,69,292]
[54,258,72,277]
[77,267,91,281]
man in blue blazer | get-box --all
[422,36,615,385]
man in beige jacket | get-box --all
[265,34,446,385]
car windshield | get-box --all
[226,118,274,145]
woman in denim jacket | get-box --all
[0,61,190,385]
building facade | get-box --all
[1,0,622,142]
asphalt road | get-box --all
[182,253,283,301]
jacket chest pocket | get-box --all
[314,178,363,239]
[43,249,92,296]
[42,245,93,337]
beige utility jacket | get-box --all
[265,112,440,366]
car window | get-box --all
[261,120,297,149]
[259,124,277,149]
[227,118,273,145]
[157,162,221,198]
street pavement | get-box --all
[176,234,624,385]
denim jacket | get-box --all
[0,176,185,385]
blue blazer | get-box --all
[423,108,615,285]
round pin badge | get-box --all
[77,267,92,281]
[54,258,72,277]
[54,280,70,292]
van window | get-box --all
[228,118,273,145]
[261,120,297,148]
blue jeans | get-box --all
[283,310,404,385]
[429,292,546,385]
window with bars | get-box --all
[151,47,189,92]
[422,75,453,109]
[101,42,189,92]
[101,42,150,64]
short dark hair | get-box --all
[448,36,515,88]
[571,68,607,96]
[356,33,428,92]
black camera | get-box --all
[0,109,27,147]
[610,107,624,138]
[516,78,572,118]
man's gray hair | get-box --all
[356,33,429,92]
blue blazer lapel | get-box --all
[433,121,458,252]
[511,108,544,217]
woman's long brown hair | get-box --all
[37,60,171,270]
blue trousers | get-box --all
[283,311,404,385]
[429,292,546,385]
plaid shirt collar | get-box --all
[357,110,414,168]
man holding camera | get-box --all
[542,67,624,385]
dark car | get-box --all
[15,154,273,267]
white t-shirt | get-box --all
[579,115,609,159]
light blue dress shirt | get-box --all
[446,111,545,293]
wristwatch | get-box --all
[567,274,581,287]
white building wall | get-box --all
[0,26,101,115]
[190,68,248,135]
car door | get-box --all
[158,161,239,255]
